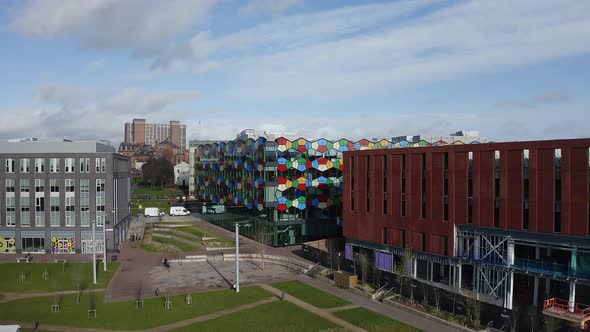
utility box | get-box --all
[334,271,357,289]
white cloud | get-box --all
[11,0,216,55]
[151,0,590,98]
[0,84,200,144]
[238,0,303,17]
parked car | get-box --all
[138,194,151,199]
[144,207,164,217]
[170,206,190,216]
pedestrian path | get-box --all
[259,283,368,332]
[0,288,105,304]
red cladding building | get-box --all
[343,138,590,325]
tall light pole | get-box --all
[92,219,97,284]
[103,215,107,272]
[235,223,240,293]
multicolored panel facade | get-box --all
[195,137,266,210]
[194,136,474,222]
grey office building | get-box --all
[0,140,131,254]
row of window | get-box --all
[3,179,106,228]
[3,157,106,174]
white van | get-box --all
[170,206,190,216]
[144,207,164,217]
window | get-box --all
[35,196,45,227]
[80,158,90,173]
[21,238,44,253]
[421,153,427,219]
[401,154,406,217]
[96,179,105,226]
[366,156,371,212]
[35,158,45,173]
[443,152,449,222]
[65,179,75,192]
[20,179,29,193]
[21,197,30,227]
[35,179,44,193]
[95,158,100,173]
[20,158,30,173]
[494,150,500,227]
[65,158,75,173]
[350,156,355,211]
[50,196,60,227]
[5,179,15,192]
[421,233,426,252]
[523,149,530,230]
[383,156,388,215]
[65,196,75,227]
[554,149,561,233]
[50,179,60,193]
[468,152,473,224]
[382,227,388,245]
[80,179,90,227]
[49,158,60,173]
[101,158,106,173]
[5,158,15,173]
[6,196,15,226]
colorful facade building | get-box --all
[343,138,590,328]
[194,135,477,246]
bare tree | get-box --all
[433,287,441,313]
[253,222,272,270]
[466,297,481,329]
[395,249,412,298]
[358,252,369,285]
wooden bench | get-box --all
[54,259,67,263]
[16,257,30,263]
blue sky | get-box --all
[1,0,589,145]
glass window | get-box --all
[35,196,45,227]
[6,179,15,192]
[20,197,30,227]
[50,158,60,173]
[95,158,100,173]
[20,158,30,173]
[19,179,29,193]
[35,179,44,192]
[80,179,90,227]
[101,158,106,173]
[6,196,16,226]
[65,179,75,192]
[5,158,15,173]
[65,158,75,173]
[50,196,60,227]
[35,158,45,173]
[50,179,60,192]
[21,237,45,253]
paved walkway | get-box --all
[0,288,105,304]
[259,284,367,332]
[296,276,460,332]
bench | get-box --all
[16,257,30,263]
[111,255,118,262]
[54,259,67,263]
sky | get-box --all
[1,0,590,146]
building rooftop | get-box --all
[0,140,116,154]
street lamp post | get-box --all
[92,220,97,284]
[235,223,239,293]
[103,216,107,272]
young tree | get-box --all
[358,252,370,285]
[395,249,412,298]
[466,297,481,329]
[253,222,272,270]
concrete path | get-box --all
[296,276,460,332]
[259,283,368,332]
[0,288,105,304]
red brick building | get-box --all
[343,138,590,327]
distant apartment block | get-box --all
[0,140,131,254]
[124,119,187,151]
[392,130,490,146]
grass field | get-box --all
[154,230,201,243]
[0,287,272,330]
[0,263,119,293]
[175,226,209,237]
[133,187,181,199]
[172,300,341,332]
[333,307,423,332]
[271,281,350,309]
[151,236,200,252]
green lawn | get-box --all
[333,307,422,332]
[133,187,180,199]
[175,226,209,237]
[172,300,340,332]
[151,236,200,252]
[154,230,202,243]
[0,287,272,330]
[202,238,235,248]
[0,263,119,293]
[271,281,350,309]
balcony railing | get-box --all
[543,297,590,328]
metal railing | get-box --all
[544,297,590,321]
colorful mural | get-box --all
[0,237,16,253]
[51,237,76,254]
